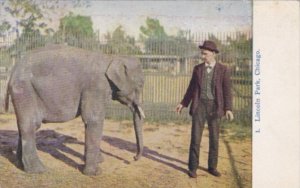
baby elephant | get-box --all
[5,44,145,175]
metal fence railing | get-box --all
[0,31,252,125]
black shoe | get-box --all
[188,170,197,178]
[208,168,221,177]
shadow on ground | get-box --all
[0,130,197,175]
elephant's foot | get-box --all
[23,159,47,174]
[98,153,104,163]
[83,166,102,176]
[134,153,142,161]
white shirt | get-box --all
[205,61,216,73]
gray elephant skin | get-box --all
[5,44,145,176]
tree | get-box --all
[140,17,167,39]
[55,12,96,48]
[103,25,141,55]
[2,0,45,35]
[1,0,91,53]
[59,12,94,37]
[227,33,252,60]
[140,18,197,56]
[0,21,11,36]
[1,0,90,36]
[206,32,252,65]
[168,30,198,56]
[139,17,166,54]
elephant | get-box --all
[4,44,145,176]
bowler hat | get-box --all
[199,40,219,53]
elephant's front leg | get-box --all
[83,119,104,176]
[81,90,106,176]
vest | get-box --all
[200,68,215,100]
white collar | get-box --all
[205,61,216,68]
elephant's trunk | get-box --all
[132,104,144,160]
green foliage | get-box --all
[0,21,11,36]
[227,33,252,59]
[59,12,94,37]
[221,121,251,140]
[53,12,98,49]
[147,31,197,56]
[140,17,167,39]
[3,0,51,35]
[140,18,197,56]
[103,25,141,55]
[207,33,252,64]
[0,0,93,54]
[1,0,90,36]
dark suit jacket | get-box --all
[180,62,232,117]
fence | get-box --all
[0,31,252,125]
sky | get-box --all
[1,1,252,39]
[58,1,252,38]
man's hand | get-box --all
[176,104,184,114]
[225,110,234,121]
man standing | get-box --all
[176,40,234,178]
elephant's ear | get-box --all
[105,59,133,96]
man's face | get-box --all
[200,49,215,64]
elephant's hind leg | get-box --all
[12,82,46,173]
[17,118,46,173]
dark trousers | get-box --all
[188,99,220,172]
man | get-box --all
[176,40,234,178]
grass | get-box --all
[143,74,191,103]
[221,120,252,140]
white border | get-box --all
[253,1,300,187]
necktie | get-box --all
[206,65,212,73]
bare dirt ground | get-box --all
[0,114,251,188]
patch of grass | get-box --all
[221,121,251,140]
